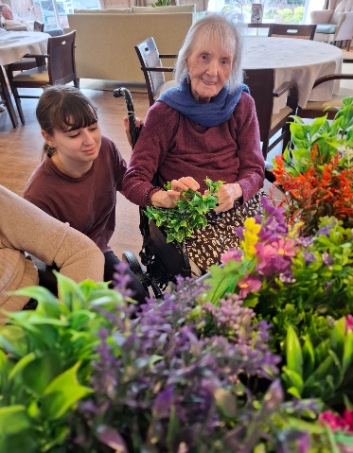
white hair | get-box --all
[174,12,245,92]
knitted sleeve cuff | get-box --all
[145,186,162,207]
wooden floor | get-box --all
[0,85,274,262]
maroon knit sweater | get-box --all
[123,92,265,207]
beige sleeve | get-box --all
[0,186,104,283]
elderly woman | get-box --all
[122,13,265,274]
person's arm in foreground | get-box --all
[1,186,104,283]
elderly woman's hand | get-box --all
[213,183,242,213]
[171,177,200,193]
[150,177,201,209]
[123,116,143,148]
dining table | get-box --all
[0,30,50,127]
[242,37,343,114]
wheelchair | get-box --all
[114,87,199,298]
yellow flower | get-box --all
[241,218,261,260]
[288,221,303,239]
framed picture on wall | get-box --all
[251,3,264,23]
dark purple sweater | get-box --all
[123,92,265,207]
[23,136,126,253]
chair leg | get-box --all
[11,85,25,125]
[262,135,269,162]
[74,77,79,88]
[282,125,291,153]
[0,66,18,128]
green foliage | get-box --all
[145,177,223,243]
[281,8,293,22]
[281,319,353,405]
[276,98,353,177]
[0,274,123,453]
[293,6,304,23]
[149,0,171,7]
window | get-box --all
[11,0,100,30]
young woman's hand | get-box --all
[212,183,242,213]
[150,177,201,208]
[123,116,143,148]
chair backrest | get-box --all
[268,24,317,40]
[34,21,44,32]
[243,68,275,159]
[135,37,165,106]
[47,30,77,86]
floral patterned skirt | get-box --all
[186,189,267,274]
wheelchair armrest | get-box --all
[159,54,178,59]
[22,54,49,58]
[141,67,174,73]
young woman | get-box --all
[24,86,147,304]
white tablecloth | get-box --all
[0,31,50,66]
[243,37,343,114]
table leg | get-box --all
[0,65,19,128]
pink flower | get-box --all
[347,315,353,333]
[255,238,297,277]
[319,411,349,431]
[237,275,262,299]
[221,248,243,264]
[344,409,353,432]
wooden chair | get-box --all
[269,24,317,40]
[297,73,353,119]
[243,68,298,182]
[135,37,178,106]
[6,21,45,76]
[8,30,78,125]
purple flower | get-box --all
[237,275,262,299]
[261,197,286,223]
[153,386,174,418]
[297,236,314,248]
[325,281,332,290]
[316,223,336,237]
[277,431,311,453]
[221,248,243,264]
[302,251,318,266]
[322,251,334,266]
[258,216,288,243]
[263,379,284,411]
[234,226,245,240]
[279,272,296,285]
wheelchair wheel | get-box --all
[122,251,149,294]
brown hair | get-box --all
[36,85,98,157]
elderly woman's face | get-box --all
[185,33,233,104]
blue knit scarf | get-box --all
[157,77,250,127]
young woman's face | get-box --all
[44,122,102,166]
[185,33,234,104]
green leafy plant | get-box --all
[0,274,124,453]
[149,0,172,7]
[282,320,353,403]
[145,177,223,243]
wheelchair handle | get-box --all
[113,87,140,148]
